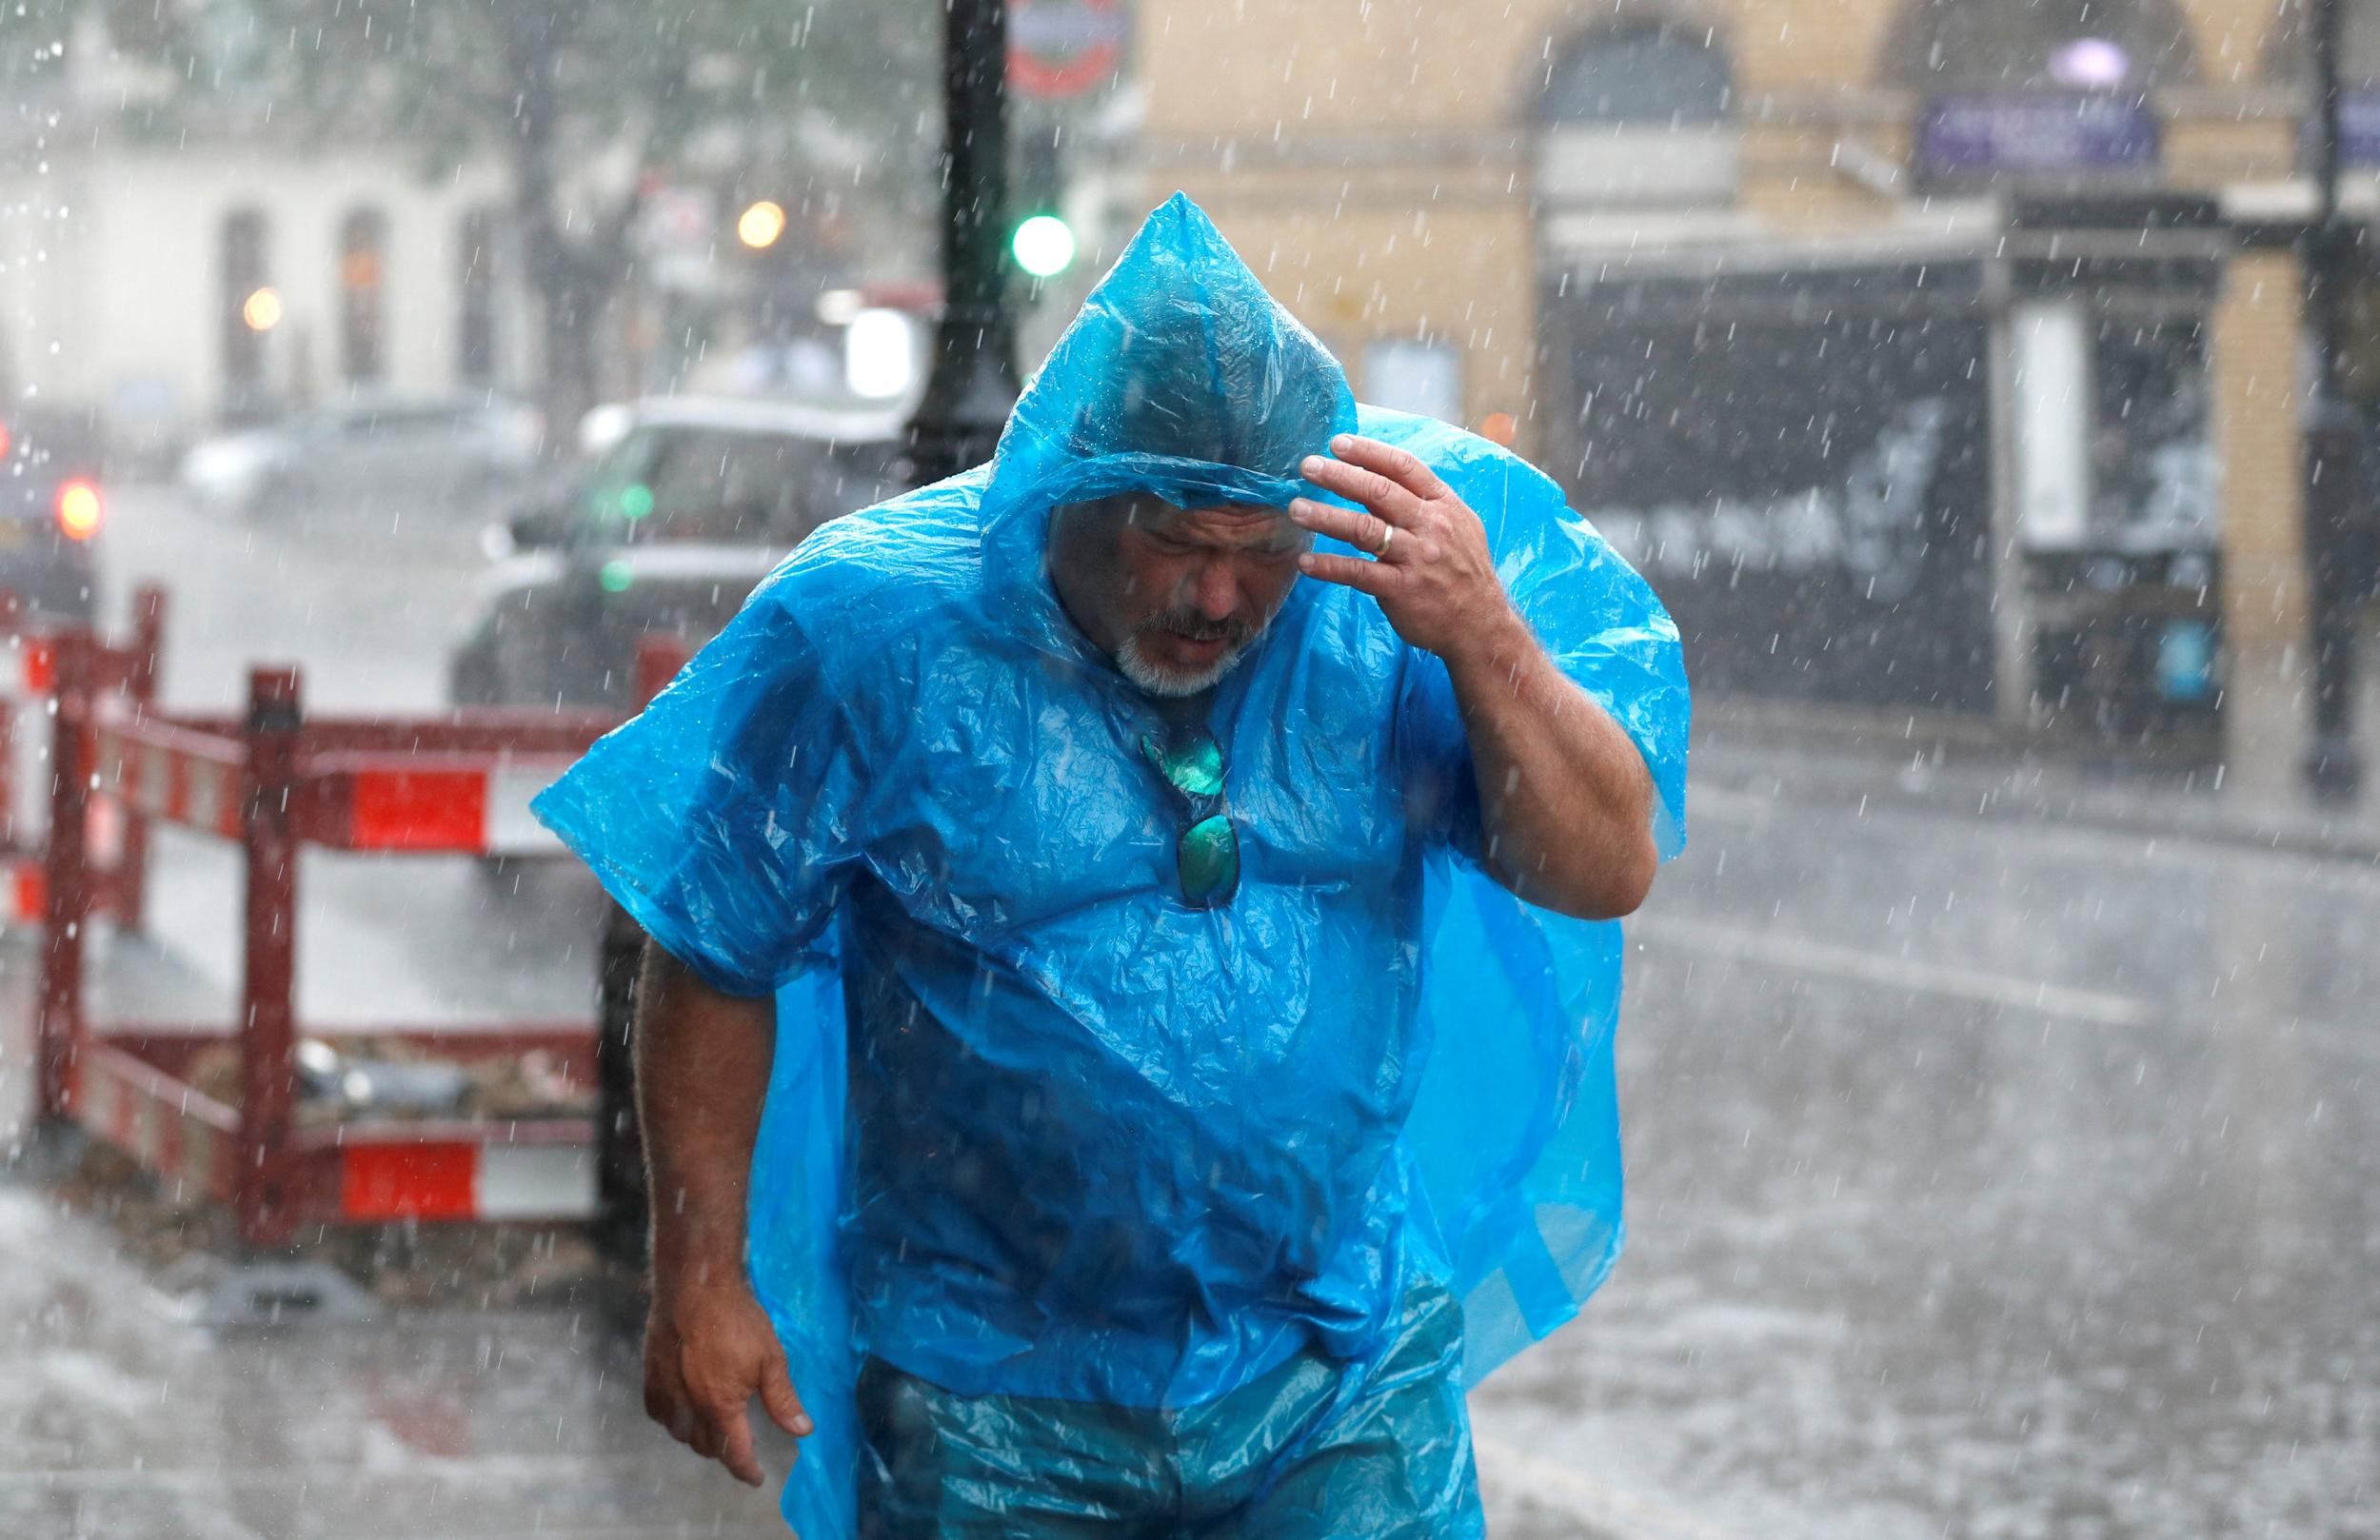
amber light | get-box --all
[737,200,787,249]
[55,479,102,541]
[242,286,283,332]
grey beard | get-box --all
[1116,631,1250,697]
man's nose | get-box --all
[1193,561,1241,622]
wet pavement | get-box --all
[0,1185,792,1540]
[1,488,2372,1538]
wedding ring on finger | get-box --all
[1374,522,1396,558]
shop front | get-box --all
[1538,196,2230,754]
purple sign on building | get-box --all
[2330,92,2380,166]
[1919,94,2161,174]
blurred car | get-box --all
[448,396,907,711]
[0,407,107,622]
[178,391,544,519]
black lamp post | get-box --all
[906,0,1023,486]
[2301,0,2367,799]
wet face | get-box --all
[1047,495,1313,697]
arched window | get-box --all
[220,208,272,420]
[1531,17,1739,207]
[338,207,388,384]
[1533,18,1734,128]
[457,206,500,385]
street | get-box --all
[1482,786,2378,1538]
[3,486,2374,1539]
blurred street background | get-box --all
[6,0,2380,1537]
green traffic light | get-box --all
[1011,213,1077,279]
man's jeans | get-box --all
[855,1283,1483,1539]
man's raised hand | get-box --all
[1287,434,1526,664]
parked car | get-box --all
[178,391,544,520]
[0,407,106,622]
[447,396,908,711]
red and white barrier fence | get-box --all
[89,718,588,854]
[12,586,692,1245]
[2,587,162,928]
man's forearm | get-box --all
[1445,610,1657,920]
[633,939,776,1293]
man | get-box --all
[536,195,1689,1538]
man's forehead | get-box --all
[1127,497,1298,543]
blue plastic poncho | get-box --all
[534,193,1688,1538]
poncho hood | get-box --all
[977,192,1359,648]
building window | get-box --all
[2013,302,2214,554]
[457,207,500,385]
[1531,19,1739,207]
[1362,338,1464,424]
[1534,18,1734,127]
[339,207,388,384]
[220,209,272,421]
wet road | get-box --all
[2,487,2373,1538]
[1477,785,2378,1539]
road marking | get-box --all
[1634,914,2157,1028]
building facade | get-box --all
[1126,0,2376,753]
[0,22,526,462]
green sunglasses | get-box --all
[1139,727,1241,909]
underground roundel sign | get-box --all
[1009,0,1125,99]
